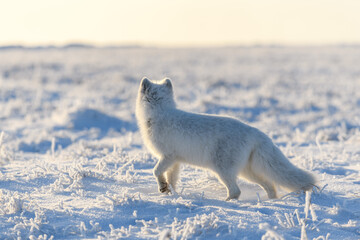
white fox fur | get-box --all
[136,77,315,200]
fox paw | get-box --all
[225,194,240,201]
[159,186,170,193]
[159,182,170,194]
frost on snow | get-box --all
[0,46,359,239]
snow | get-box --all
[0,46,359,239]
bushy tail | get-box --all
[251,142,316,192]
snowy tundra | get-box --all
[136,78,315,200]
[0,46,359,239]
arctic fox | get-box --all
[136,77,315,200]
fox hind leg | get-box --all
[216,170,241,201]
[242,166,277,199]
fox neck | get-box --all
[140,102,175,120]
[136,96,175,127]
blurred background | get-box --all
[1,0,360,47]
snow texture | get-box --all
[0,46,359,239]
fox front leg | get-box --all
[153,157,174,194]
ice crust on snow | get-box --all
[0,46,359,239]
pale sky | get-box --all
[1,0,360,47]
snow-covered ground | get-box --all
[0,46,359,239]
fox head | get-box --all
[137,77,176,109]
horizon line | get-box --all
[1,42,360,50]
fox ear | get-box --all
[141,77,151,93]
[164,78,172,89]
